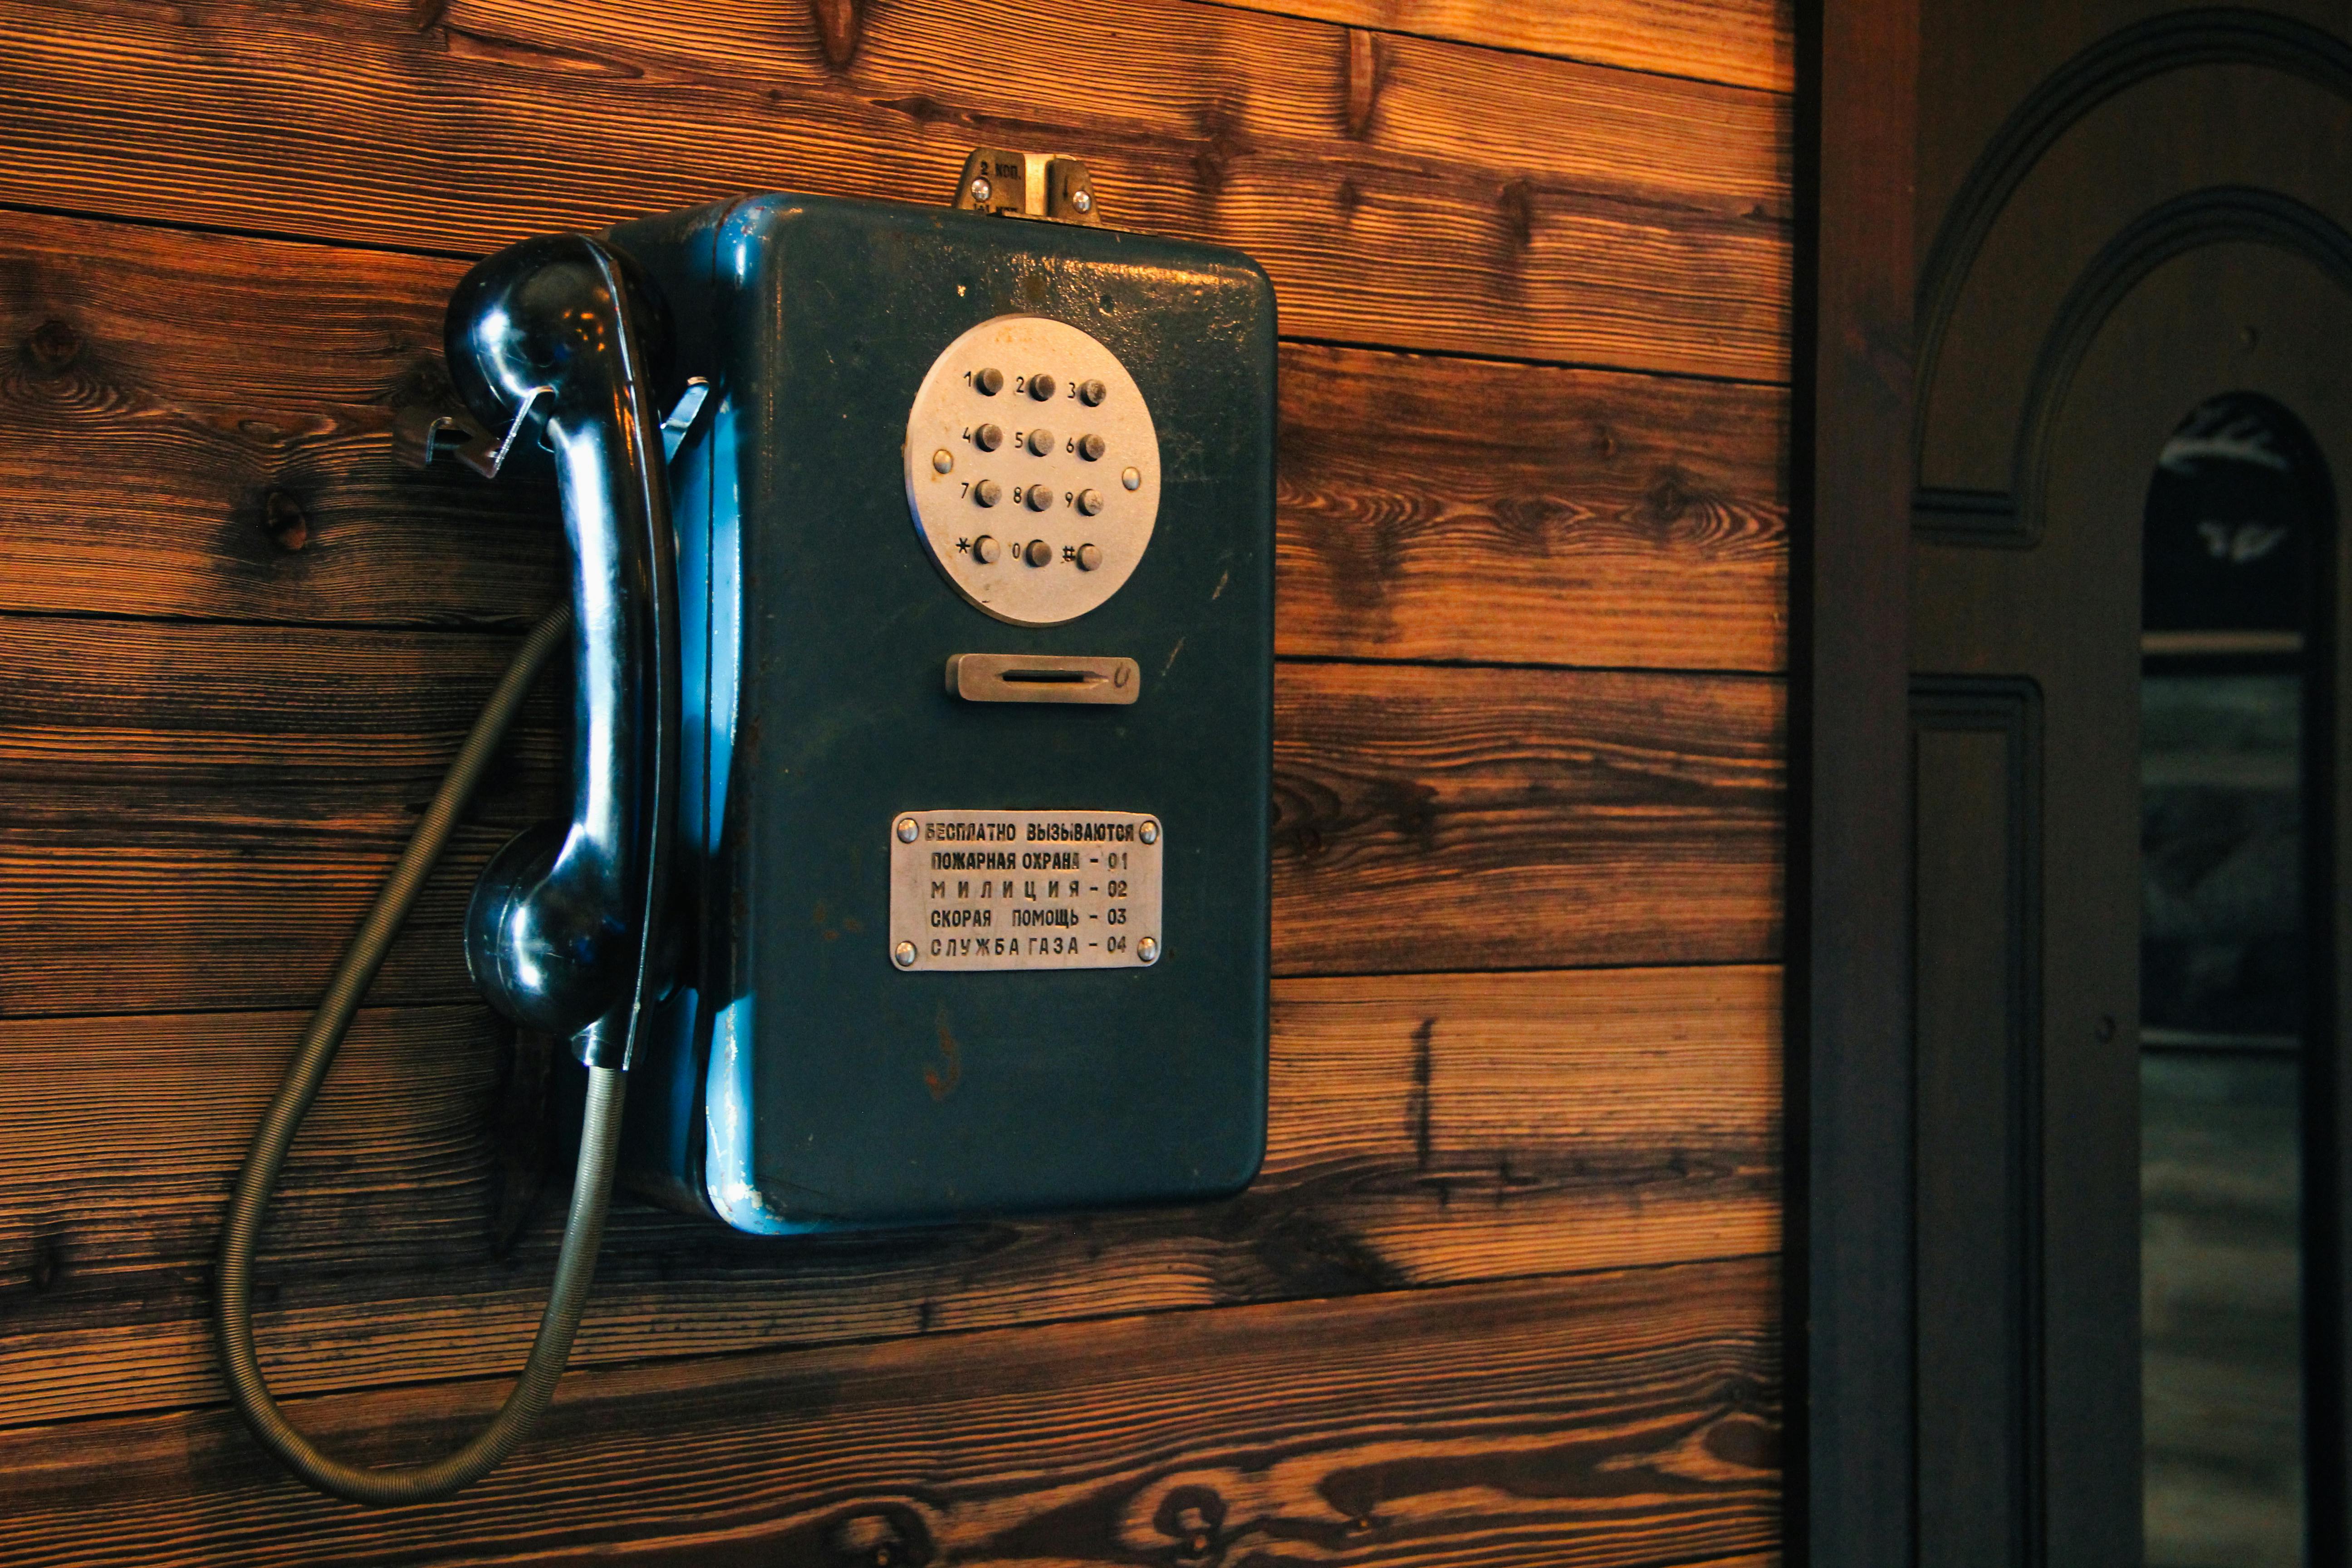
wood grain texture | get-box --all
[1280,343,1787,670]
[0,0,1796,1547]
[1274,662,1783,974]
[0,0,1791,378]
[0,211,1787,669]
[1203,0,1794,91]
[0,966,1777,1426]
[0,1260,1780,1568]
[0,620,559,1018]
[0,622,1782,1015]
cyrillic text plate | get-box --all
[889,809,1163,971]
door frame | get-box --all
[1788,0,1921,1561]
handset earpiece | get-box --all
[446,234,680,1062]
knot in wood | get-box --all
[1343,28,1382,140]
[27,1227,66,1294]
[262,488,310,552]
[811,0,861,70]
[26,317,80,373]
[1646,473,1690,523]
[1152,1485,1229,1565]
[1498,180,1536,250]
[826,1506,930,1568]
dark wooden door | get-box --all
[1908,4,2352,1563]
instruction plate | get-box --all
[889,809,1163,971]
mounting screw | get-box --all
[1121,466,1142,491]
[1139,819,1160,845]
[1138,936,1159,964]
[1072,188,1093,215]
[896,817,920,843]
[970,177,992,203]
[931,448,954,474]
[895,941,918,968]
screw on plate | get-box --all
[970,177,992,203]
[1138,937,1159,964]
[894,941,917,968]
[896,817,919,843]
[1139,820,1160,845]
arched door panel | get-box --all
[1908,10,2352,1564]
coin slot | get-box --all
[946,652,1141,705]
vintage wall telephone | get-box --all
[213,152,1275,1504]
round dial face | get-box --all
[903,315,1161,626]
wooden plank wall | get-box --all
[0,0,1792,1560]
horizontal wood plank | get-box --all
[0,211,1787,668]
[0,965,1779,1427]
[0,621,560,1018]
[1200,0,1793,91]
[0,623,1781,1016]
[0,0,1790,378]
[1273,661,1782,974]
[0,1260,1779,1568]
[1280,343,1786,669]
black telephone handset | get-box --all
[216,152,1276,1504]
[214,233,681,1504]
[446,234,679,1064]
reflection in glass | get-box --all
[2141,394,2325,1568]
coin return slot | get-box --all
[946,652,1140,705]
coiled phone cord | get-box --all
[215,605,619,1506]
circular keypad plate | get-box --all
[903,315,1160,626]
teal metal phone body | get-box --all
[608,193,1275,1231]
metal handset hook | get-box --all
[446,233,681,1065]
